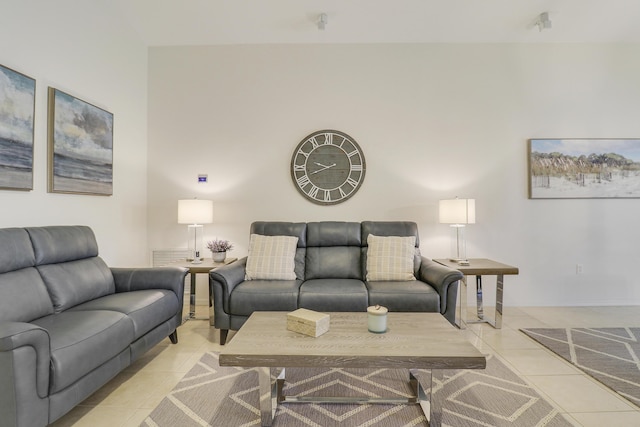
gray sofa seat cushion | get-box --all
[31,310,134,394]
[69,290,179,340]
[230,280,302,316]
[366,280,440,312]
[298,279,368,312]
[36,257,115,313]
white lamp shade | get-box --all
[439,198,476,225]
[178,199,213,224]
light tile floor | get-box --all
[51,304,640,426]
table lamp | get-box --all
[439,197,475,263]
[178,199,213,264]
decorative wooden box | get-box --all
[286,308,330,337]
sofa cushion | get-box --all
[245,234,298,280]
[31,310,134,394]
[306,222,361,247]
[305,246,362,280]
[36,257,116,313]
[299,279,369,312]
[0,228,36,274]
[26,225,99,265]
[68,290,179,340]
[366,235,416,281]
[366,280,440,312]
[0,267,54,323]
[229,280,301,315]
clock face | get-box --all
[291,130,366,205]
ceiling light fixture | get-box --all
[535,12,552,32]
[317,13,328,30]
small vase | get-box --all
[212,251,226,262]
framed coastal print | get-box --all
[48,87,113,195]
[528,138,640,199]
[0,64,35,191]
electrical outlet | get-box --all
[576,264,583,275]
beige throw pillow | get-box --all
[366,234,416,281]
[245,234,298,280]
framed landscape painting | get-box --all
[528,138,640,199]
[0,64,35,191]
[48,87,113,195]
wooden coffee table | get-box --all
[219,312,486,426]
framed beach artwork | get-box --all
[0,64,35,191]
[528,138,640,199]
[48,87,113,195]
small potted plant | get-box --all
[206,239,234,262]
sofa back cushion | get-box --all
[0,228,36,274]
[305,222,362,280]
[0,228,54,322]
[250,222,307,280]
[36,257,115,312]
[27,226,99,264]
[27,226,115,312]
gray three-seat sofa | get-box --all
[210,221,463,344]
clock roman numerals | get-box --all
[296,174,310,187]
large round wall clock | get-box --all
[291,130,366,205]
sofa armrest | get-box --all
[210,257,247,315]
[111,267,188,296]
[0,321,50,399]
[418,257,463,322]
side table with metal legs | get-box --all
[168,258,237,322]
[433,258,519,329]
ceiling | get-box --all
[113,0,640,46]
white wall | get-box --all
[148,44,640,307]
[0,1,149,266]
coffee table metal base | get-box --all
[258,367,433,426]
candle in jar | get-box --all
[367,305,388,333]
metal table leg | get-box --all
[190,273,197,319]
[261,368,434,425]
[495,274,504,329]
[258,367,281,426]
[465,274,505,329]
[457,276,468,329]
[183,272,197,322]
[476,275,484,320]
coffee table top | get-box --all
[219,312,486,370]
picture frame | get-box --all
[528,138,640,199]
[0,64,36,191]
[48,87,113,195]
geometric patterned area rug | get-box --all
[143,351,571,426]
[521,327,640,409]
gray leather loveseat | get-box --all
[210,221,463,344]
[0,226,188,427]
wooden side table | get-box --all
[433,258,519,329]
[169,257,237,322]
